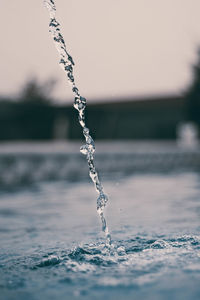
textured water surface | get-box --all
[0,172,200,300]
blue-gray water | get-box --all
[0,142,200,300]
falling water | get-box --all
[43,0,111,246]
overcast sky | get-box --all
[0,0,200,103]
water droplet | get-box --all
[97,193,108,210]
[80,96,86,103]
[49,18,59,28]
[89,171,98,182]
[65,65,72,72]
[80,145,88,155]
[72,86,79,94]
[67,72,74,82]
[68,55,74,65]
[78,114,85,123]
[86,136,95,151]
[59,58,66,65]
[83,127,89,135]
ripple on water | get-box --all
[1,235,199,294]
[31,235,200,272]
[36,255,61,268]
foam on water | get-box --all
[43,0,111,246]
[1,235,200,298]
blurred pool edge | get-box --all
[0,140,199,154]
[0,141,200,188]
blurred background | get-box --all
[0,0,200,185]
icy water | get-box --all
[0,170,200,300]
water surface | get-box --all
[0,171,200,300]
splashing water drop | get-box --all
[43,0,111,246]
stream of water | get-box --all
[43,0,111,246]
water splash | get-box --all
[43,0,111,246]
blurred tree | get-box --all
[19,77,57,105]
[186,48,200,128]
